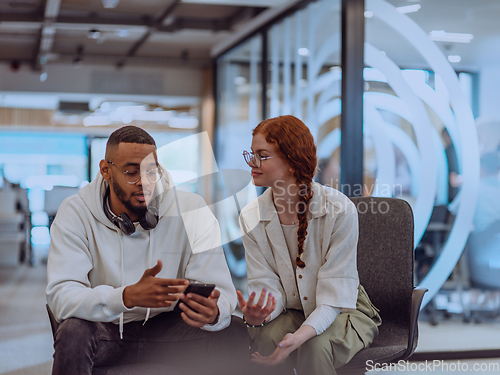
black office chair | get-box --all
[337,197,427,375]
[463,219,500,322]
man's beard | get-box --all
[112,181,147,217]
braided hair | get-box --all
[253,115,317,268]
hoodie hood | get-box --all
[78,164,176,228]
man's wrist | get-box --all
[123,286,135,309]
[208,308,220,325]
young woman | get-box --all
[236,115,381,374]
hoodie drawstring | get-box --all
[143,231,153,326]
[119,314,124,340]
[118,233,125,339]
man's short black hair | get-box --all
[107,126,156,148]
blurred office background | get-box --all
[1,0,500,373]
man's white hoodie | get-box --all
[46,168,237,334]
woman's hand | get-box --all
[251,333,299,366]
[251,324,317,367]
[236,288,276,326]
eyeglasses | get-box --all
[242,150,274,168]
[107,161,162,184]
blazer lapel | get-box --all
[257,189,296,281]
[265,214,296,283]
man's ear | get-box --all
[100,159,111,181]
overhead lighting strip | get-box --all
[396,4,421,14]
[429,30,474,43]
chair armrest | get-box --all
[402,287,427,360]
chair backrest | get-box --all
[350,197,414,343]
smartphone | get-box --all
[173,283,215,314]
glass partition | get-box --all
[215,0,500,355]
[216,35,263,170]
[215,34,264,289]
[364,0,499,354]
[267,1,342,190]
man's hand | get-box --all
[123,260,189,309]
[178,288,220,327]
[237,288,276,326]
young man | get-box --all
[46,126,248,374]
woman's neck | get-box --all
[271,180,302,223]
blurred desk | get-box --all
[0,212,26,266]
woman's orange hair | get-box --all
[253,115,317,268]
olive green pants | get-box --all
[248,285,381,375]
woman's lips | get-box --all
[251,171,262,177]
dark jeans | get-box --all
[52,312,250,375]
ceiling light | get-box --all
[169,116,199,129]
[87,30,102,40]
[298,48,309,56]
[102,0,119,8]
[163,16,176,26]
[116,29,129,37]
[233,76,246,85]
[448,55,461,63]
[429,30,473,43]
[396,4,421,14]
[364,11,374,18]
[83,115,111,126]
[39,72,48,82]
[115,105,147,115]
[134,111,173,123]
